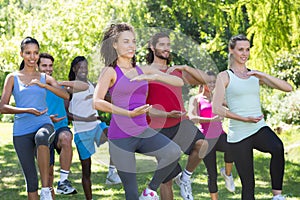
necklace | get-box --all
[232,68,249,78]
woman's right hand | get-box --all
[28,108,48,116]
[129,104,152,117]
[244,115,264,123]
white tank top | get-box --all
[69,81,99,132]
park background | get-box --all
[0,0,299,199]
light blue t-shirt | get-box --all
[225,70,267,143]
[46,89,68,130]
[13,73,53,136]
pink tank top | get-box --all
[198,96,225,139]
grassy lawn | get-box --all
[0,122,299,199]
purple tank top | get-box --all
[108,66,148,139]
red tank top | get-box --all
[146,69,187,129]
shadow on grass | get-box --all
[0,143,299,200]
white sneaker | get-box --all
[139,188,159,200]
[174,174,193,200]
[40,187,53,200]
[271,194,286,200]
[220,167,235,192]
[105,169,122,185]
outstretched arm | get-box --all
[167,65,210,85]
[247,70,293,92]
[59,80,89,93]
[148,107,184,118]
[137,66,184,87]
[28,74,69,99]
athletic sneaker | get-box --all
[56,179,77,194]
[105,169,122,185]
[139,188,159,200]
[220,167,235,192]
[40,187,53,200]
[174,174,193,200]
[271,194,286,200]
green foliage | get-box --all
[273,48,300,88]
[263,89,300,126]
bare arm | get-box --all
[167,65,210,85]
[188,95,222,123]
[148,107,184,118]
[0,74,47,115]
[93,67,151,117]
[59,80,89,93]
[212,71,263,123]
[247,70,293,92]
[137,66,184,87]
[29,74,69,99]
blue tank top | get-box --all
[46,89,68,130]
[13,73,53,136]
[108,66,149,139]
[225,70,267,143]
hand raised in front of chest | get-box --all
[27,79,46,88]
[129,104,152,117]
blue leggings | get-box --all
[230,126,284,200]
[109,128,181,200]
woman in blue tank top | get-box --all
[212,34,292,200]
[0,37,69,200]
[93,23,184,200]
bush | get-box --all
[273,49,300,88]
[263,89,300,126]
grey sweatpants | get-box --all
[109,128,181,200]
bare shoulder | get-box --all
[218,71,229,80]
[5,73,16,83]
[100,66,116,77]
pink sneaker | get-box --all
[139,188,159,200]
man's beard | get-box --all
[155,50,169,61]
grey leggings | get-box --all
[13,124,54,192]
[109,128,181,200]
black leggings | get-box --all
[230,126,284,200]
[203,134,233,193]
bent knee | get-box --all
[195,139,208,150]
[195,139,208,158]
[35,124,54,146]
[59,131,73,144]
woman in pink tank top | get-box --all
[189,71,235,199]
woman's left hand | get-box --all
[247,70,265,80]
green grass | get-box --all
[0,122,299,200]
